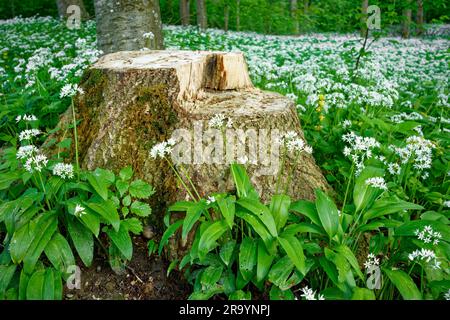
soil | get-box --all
[64,237,190,300]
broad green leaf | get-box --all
[383,268,422,300]
[363,197,423,222]
[335,244,364,281]
[122,218,143,235]
[353,166,385,212]
[129,179,155,199]
[351,287,376,300]
[182,200,206,241]
[256,240,273,283]
[26,269,62,300]
[239,237,257,281]
[237,198,277,237]
[0,171,21,190]
[200,265,223,289]
[282,222,325,236]
[230,163,259,200]
[86,172,109,200]
[229,290,252,300]
[67,217,94,267]
[106,224,133,261]
[198,220,228,260]
[85,199,120,231]
[217,196,235,229]
[269,286,295,300]
[219,240,236,267]
[268,255,294,288]
[130,200,152,217]
[0,265,16,293]
[290,200,321,226]
[44,233,75,277]
[236,210,274,251]
[315,189,339,239]
[115,180,129,197]
[278,234,306,274]
[119,166,133,181]
[158,219,183,255]
[270,194,291,231]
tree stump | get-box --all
[55,50,330,218]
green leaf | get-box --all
[395,220,450,240]
[217,196,235,229]
[278,234,306,274]
[130,200,152,217]
[219,240,236,267]
[353,166,385,212]
[237,198,277,237]
[200,265,223,289]
[198,220,228,260]
[315,189,339,239]
[270,194,291,231]
[119,166,133,181]
[335,244,364,281]
[282,222,325,236]
[351,287,376,300]
[129,180,155,199]
[122,195,131,207]
[0,171,21,190]
[256,240,274,283]
[67,217,94,267]
[158,219,183,255]
[236,210,275,251]
[26,269,62,300]
[85,199,120,231]
[268,255,294,288]
[44,233,75,277]
[106,224,133,261]
[122,218,143,235]
[239,237,257,281]
[230,163,259,200]
[229,290,252,300]
[269,286,295,300]
[182,201,206,241]
[363,197,423,222]
[86,172,109,200]
[383,268,422,300]
[0,265,16,293]
[116,179,129,197]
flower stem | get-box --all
[71,99,80,179]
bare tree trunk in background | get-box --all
[224,2,230,32]
[196,0,207,29]
[416,0,424,36]
[360,0,368,37]
[303,0,309,14]
[291,0,299,34]
[94,0,164,54]
[56,0,89,20]
[402,1,412,38]
[236,0,240,31]
[180,0,190,25]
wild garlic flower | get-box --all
[19,129,41,141]
[150,139,176,159]
[342,119,352,129]
[342,132,380,175]
[74,204,87,217]
[24,154,48,173]
[408,248,441,270]
[52,163,74,179]
[364,253,380,270]
[387,162,401,175]
[16,145,38,159]
[16,114,37,122]
[300,286,325,300]
[280,131,313,154]
[206,196,216,205]
[443,201,450,208]
[365,177,388,191]
[444,289,450,300]
[209,114,233,129]
[414,225,442,245]
[60,83,84,98]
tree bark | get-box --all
[360,0,369,37]
[52,51,330,224]
[291,0,299,34]
[180,0,190,26]
[402,4,412,38]
[224,2,230,32]
[196,0,207,29]
[56,0,89,20]
[416,0,424,36]
[236,0,240,31]
[94,0,164,54]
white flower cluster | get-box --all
[208,114,233,129]
[389,136,435,178]
[408,248,441,270]
[387,162,401,176]
[60,83,84,98]
[342,131,380,175]
[444,289,450,300]
[299,286,325,300]
[16,114,37,122]
[24,154,48,173]
[280,131,313,154]
[363,253,380,270]
[52,163,74,179]
[74,204,87,217]
[150,138,176,159]
[390,112,423,124]
[414,225,442,246]
[365,177,388,191]
[16,145,38,159]
[206,196,216,205]
[19,129,41,141]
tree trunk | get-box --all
[291,0,299,34]
[56,0,89,20]
[402,5,412,38]
[196,0,207,29]
[224,3,230,32]
[94,0,164,54]
[416,0,424,36]
[360,0,368,37]
[52,51,330,226]
[236,0,240,31]
[180,0,190,26]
